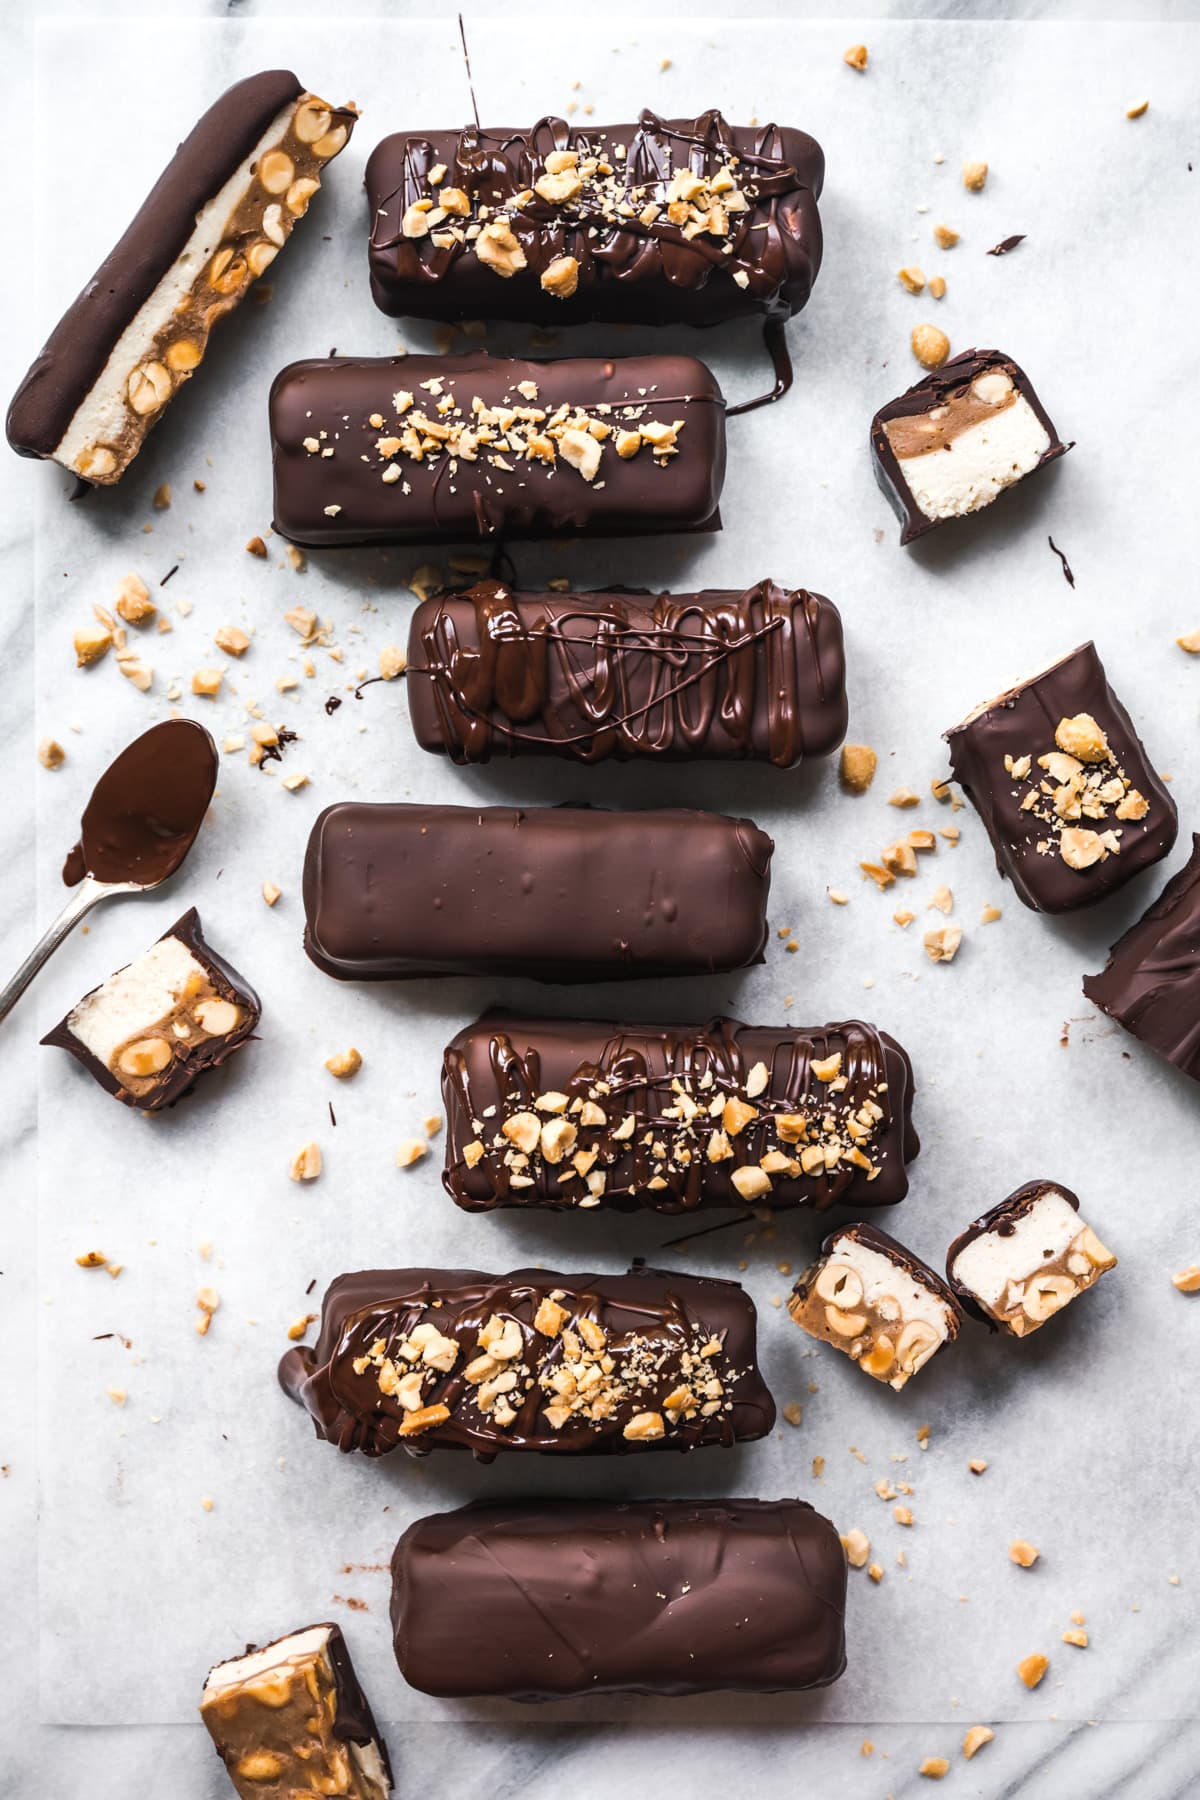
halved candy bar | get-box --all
[788,1222,960,1389]
[946,1180,1117,1337]
[365,110,823,336]
[443,1012,919,1213]
[200,1622,392,1799]
[278,1264,775,1460]
[406,577,848,767]
[391,1498,846,1700]
[945,641,1176,912]
[269,351,726,546]
[6,73,356,486]
[41,908,259,1109]
[870,349,1069,544]
[1083,835,1200,1083]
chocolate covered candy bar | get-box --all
[947,1181,1117,1336]
[391,1498,846,1700]
[442,1012,918,1213]
[406,577,848,766]
[945,643,1175,912]
[278,1264,775,1460]
[41,908,259,1109]
[366,111,822,402]
[200,1622,392,1799]
[269,351,725,545]
[7,74,356,486]
[788,1223,960,1389]
[871,349,1069,544]
[1083,834,1200,1082]
[302,802,771,982]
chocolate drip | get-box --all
[407,578,847,766]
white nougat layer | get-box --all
[68,934,204,1068]
[827,1234,955,1339]
[55,100,298,472]
[951,1188,1081,1309]
[897,393,1051,522]
[202,1624,332,1696]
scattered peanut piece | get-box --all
[928,886,953,914]
[1126,99,1149,119]
[924,922,963,963]
[107,1387,127,1406]
[980,903,1002,924]
[840,743,877,793]
[76,1250,109,1269]
[1172,1266,1200,1292]
[117,655,153,692]
[1009,1539,1040,1568]
[287,1313,319,1341]
[195,1286,220,1337]
[844,43,868,71]
[969,1458,988,1475]
[893,908,915,928]
[841,1528,871,1568]
[919,1759,950,1780]
[286,546,307,573]
[325,1048,363,1079]
[897,266,926,294]
[940,824,961,843]
[962,159,989,191]
[262,881,282,907]
[912,323,951,369]
[201,1496,214,1512]
[867,1563,884,1583]
[916,1424,931,1450]
[191,669,223,699]
[409,564,443,603]
[1017,1653,1048,1689]
[934,224,959,250]
[861,1741,874,1758]
[396,1139,428,1169]
[931,777,953,803]
[152,483,171,510]
[828,888,849,906]
[115,573,156,625]
[963,1725,994,1760]
[246,535,268,558]
[782,1401,803,1428]
[423,1115,442,1137]
[1176,630,1200,653]
[861,861,895,891]
[281,772,310,792]
[289,1143,323,1182]
[74,622,113,667]
[889,788,921,809]
[894,1506,914,1527]
[214,625,251,657]
[379,645,407,680]
[929,275,947,300]
[38,738,66,770]
[1062,1628,1089,1648]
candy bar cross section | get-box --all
[278,1265,775,1460]
[1083,834,1200,1083]
[301,802,772,982]
[406,578,848,767]
[391,1498,847,1700]
[788,1223,961,1389]
[199,1622,392,1799]
[7,73,356,485]
[41,909,259,1110]
[442,1012,918,1213]
[870,349,1069,544]
[946,1181,1117,1336]
[945,641,1176,913]
[269,351,727,545]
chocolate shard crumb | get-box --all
[1048,535,1075,587]
[987,235,1026,256]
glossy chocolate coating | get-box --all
[365,112,823,329]
[302,802,772,982]
[796,1220,963,1325]
[945,1179,1080,1328]
[391,1498,846,1699]
[62,718,217,888]
[945,642,1176,913]
[1083,834,1200,1083]
[279,1265,774,1461]
[406,578,848,767]
[7,72,304,463]
[442,1011,918,1214]
[269,352,726,546]
[41,907,260,1111]
[870,348,1069,546]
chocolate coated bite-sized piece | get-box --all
[442,1012,918,1214]
[1083,834,1200,1083]
[406,577,848,766]
[269,351,726,546]
[788,1222,961,1390]
[278,1264,775,1461]
[945,642,1176,913]
[41,908,259,1110]
[7,74,356,486]
[200,1622,392,1799]
[946,1181,1117,1337]
[302,801,771,982]
[366,111,823,406]
[61,718,217,888]
[391,1498,846,1700]
[871,349,1069,545]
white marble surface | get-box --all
[5,3,1200,1795]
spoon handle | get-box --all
[0,876,119,1026]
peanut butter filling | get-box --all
[882,366,1017,461]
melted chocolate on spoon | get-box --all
[62,718,217,886]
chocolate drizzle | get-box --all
[406,578,847,766]
[62,718,216,887]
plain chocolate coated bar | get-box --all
[870,348,1069,545]
[391,1498,847,1699]
[301,802,772,982]
[269,351,726,545]
[8,73,355,486]
[442,1011,919,1213]
[1083,834,1200,1083]
[278,1265,776,1460]
[406,578,848,766]
[945,641,1176,913]
[365,110,823,332]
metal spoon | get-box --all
[0,718,218,1026]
